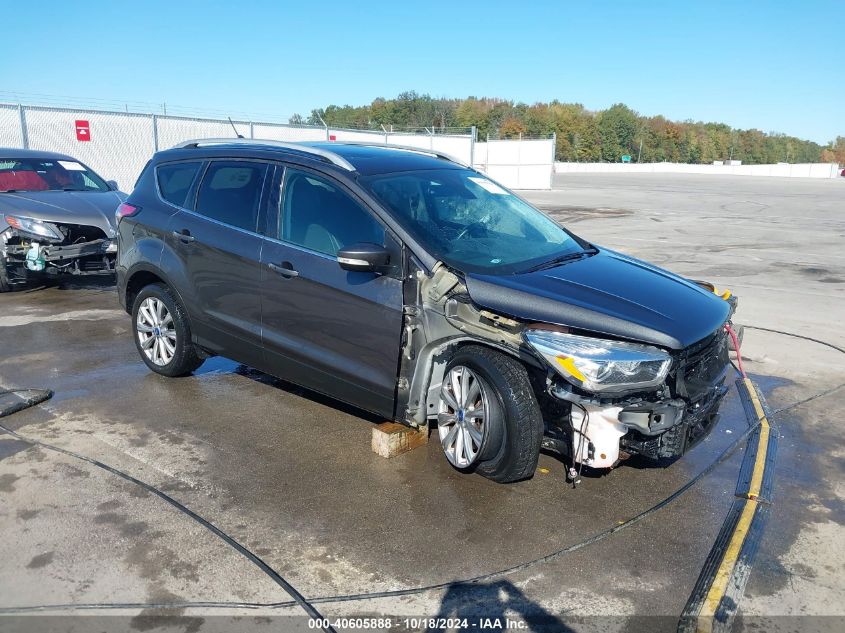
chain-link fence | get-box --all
[1,103,555,190]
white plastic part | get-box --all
[25,242,45,271]
[571,404,627,469]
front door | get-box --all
[260,166,403,417]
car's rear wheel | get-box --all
[436,346,543,483]
[132,283,203,377]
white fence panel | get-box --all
[473,139,554,190]
[330,128,385,142]
[254,124,326,142]
[155,116,251,150]
[386,133,429,150]
[0,105,24,147]
[22,107,154,191]
[430,136,473,165]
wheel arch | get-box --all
[123,263,188,317]
[408,335,545,427]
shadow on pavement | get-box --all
[426,580,571,632]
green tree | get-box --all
[596,104,639,161]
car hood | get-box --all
[463,249,730,350]
[0,190,126,238]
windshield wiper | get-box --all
[61,187,86,191]
[521,247,598,273]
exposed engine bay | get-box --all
[1,219,116,285]
[398,256,736,474]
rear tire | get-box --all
[131,283,203,377]
[437,345,543,483]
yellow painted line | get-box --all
[744,377,770,500]
[697,499,758,630]
[696,379,770,631]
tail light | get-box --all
[115,202,140,223]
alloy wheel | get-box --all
[438,365,489,468]
[136,297,177,366]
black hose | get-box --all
[0,417,335,632]
[743,325,845,355]
[1,324,842,614]
[0,414,759,613]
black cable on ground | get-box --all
[743,325,845,355]
[1,324,843,615]
[0,413,760,613]
[0,408,335,633]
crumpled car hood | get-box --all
[463,248,730,350]
[0,190,126,238]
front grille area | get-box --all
[674,327,730,402]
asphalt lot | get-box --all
[1,173,843,632]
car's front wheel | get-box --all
[132,283,203,377]
[436,345,543,483]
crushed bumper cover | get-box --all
[547,326,732,465]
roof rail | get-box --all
[171,138,356,171]
[333,141,467,167]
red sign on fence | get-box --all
[75,120,90,142]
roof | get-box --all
[0,147,76,161]
[304,142,466,175]
[161,139,467,176]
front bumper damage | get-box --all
[543,323,732,468]
[399,259,736,474]
[1,224,116,285]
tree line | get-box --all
[290,92,843,165]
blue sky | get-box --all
[1,0,841,143]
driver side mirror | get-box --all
[337,242,390,273]
[107,180,120,191]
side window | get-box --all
[195,161,268,232]
[156,162,202,207]
[280,168,384,257]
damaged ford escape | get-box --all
[117,140,736,483]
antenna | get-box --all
[228,117,244,138]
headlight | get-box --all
[4,215,64,241]
[524,329,671,394]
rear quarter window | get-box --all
[194,161,268,232]
[156,162,202,207]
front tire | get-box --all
[437,346,543,483]
[132,283,203,377]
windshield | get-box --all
[362,168,585,274]
[0,158,110,193]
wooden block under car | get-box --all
[371,422,428,458]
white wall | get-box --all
[22,108,156,191]
[554,161,841,179]
[2,103,554,191]
[474,139,555,190]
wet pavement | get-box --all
[1,174,843,631]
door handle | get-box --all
[172,230,195,243]
[268,262,299,278]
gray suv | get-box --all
[117,139,735,483]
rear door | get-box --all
[259,165,404,417]
[164,159,270,367]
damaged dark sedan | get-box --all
[117,140,737,483]
[0,149,125,291]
